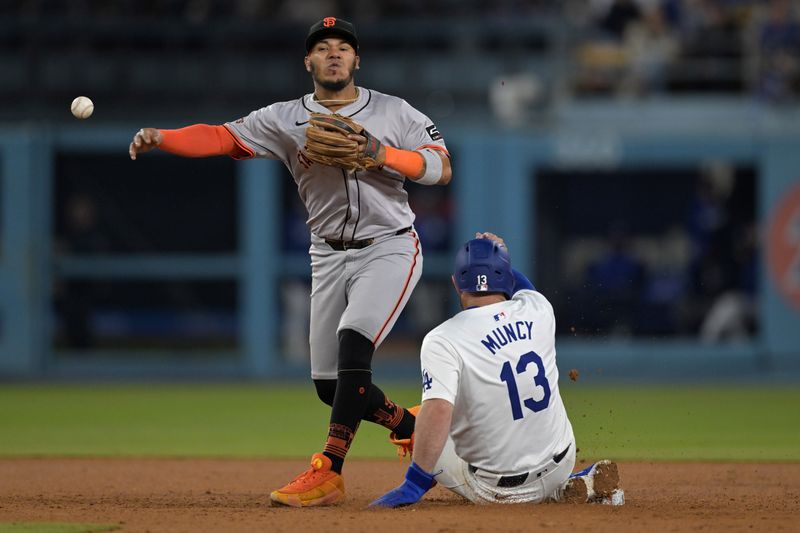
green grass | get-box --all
[0,523,118,533]
[561,385,800,461]
[0,383,797,461]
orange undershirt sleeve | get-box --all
[383,146,424,178]
[158,124,254,159]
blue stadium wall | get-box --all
[1,101,799,381]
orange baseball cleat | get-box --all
[389,405,421,458]
[270,453,345,507]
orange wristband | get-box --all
[384,146,424,178]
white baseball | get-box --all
[71,96,94,119]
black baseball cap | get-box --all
[305,17,359,53]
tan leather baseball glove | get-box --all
[304,112,383,171]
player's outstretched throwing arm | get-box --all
[304,112,451,185]
[128,125,253,160]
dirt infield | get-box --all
[1,458,798,532]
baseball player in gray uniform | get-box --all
[128,17,452,507]
[371,233,620,508]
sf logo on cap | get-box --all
[323,17,336,27]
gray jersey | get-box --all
[225,87,448,241]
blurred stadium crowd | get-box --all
[1,0,798,123]
[536,163,757,341]
[573,0,800,102]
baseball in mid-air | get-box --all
[71,96,94,119]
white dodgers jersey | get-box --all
[420,289,574,475]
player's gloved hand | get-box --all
[369,462,435,508]
[304,113,383,171]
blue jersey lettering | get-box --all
[482,320,534,355]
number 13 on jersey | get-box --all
[500,350,551,420]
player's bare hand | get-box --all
[476,232,506,248]
[347,132,368,156]
[129,128,163,160]
[346,133,387,165]
[346,132,365,145]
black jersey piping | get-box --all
[298,89,371,119]
[351,171,362,241]
[300,88,371,241]
[300,95,313,115]
[339,168,351,241]
[297,95,312,124]
[346,89,372,118]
